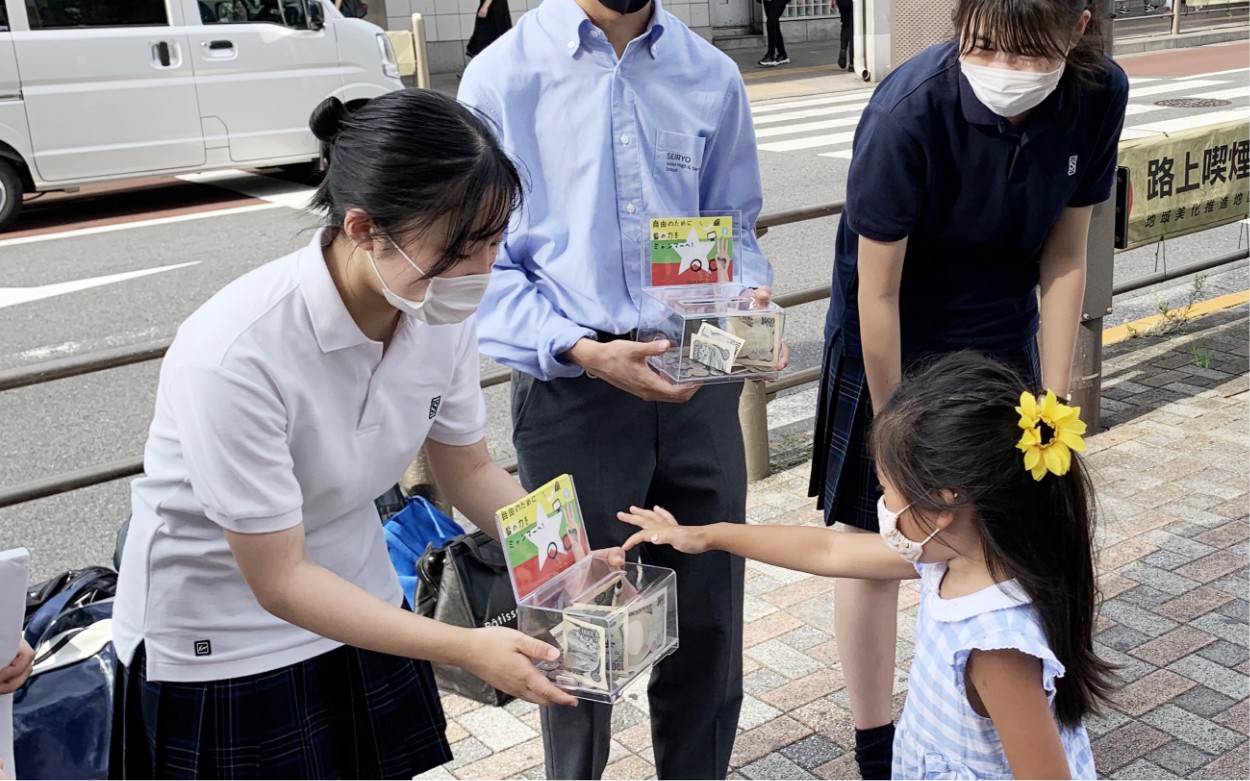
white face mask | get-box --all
[368,241,490,326]
[877,497,939,564]
[960,58,1065,118]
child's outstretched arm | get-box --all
[966,649,1072,780]
[618,506,919,581]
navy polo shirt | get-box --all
[829,42,1128,359]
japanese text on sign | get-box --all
[1121,120,1250,251]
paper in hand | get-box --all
[0,548,31,779]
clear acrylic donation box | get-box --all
[496,475,679,703]
[637,213,786,386]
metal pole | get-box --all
[1113,249,1248,295]
[739,380,771,482]
[1071,0,1117,431]
[1171,0,1182,35]
[852,0,866,78]
[411,13,431,89]
[0,457,143,510]
[402,447,452,516]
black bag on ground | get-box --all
[415,531,517,706]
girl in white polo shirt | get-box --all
[111,90,584,779]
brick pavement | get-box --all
[420,304,1249,781]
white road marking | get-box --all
[1127,107,1250,135]
[752,90,875,115]
[755,117,861,138]
[754,102,870,126]
[1130,79,1226,97]
[759,130,859,152]
[0,262,199,309]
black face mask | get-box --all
[596,0,652,15]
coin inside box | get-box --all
[518,557,679,704]
[638,283,786,385]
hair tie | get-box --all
[1015,390,1087,481]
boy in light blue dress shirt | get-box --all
[460,1,774,778]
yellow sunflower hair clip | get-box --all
[1015,390,1088,481]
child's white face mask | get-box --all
[877,497,939,564]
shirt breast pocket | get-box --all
[653,130,706,208]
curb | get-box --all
[1113,25,1250,56]
[1102,289,1250,345]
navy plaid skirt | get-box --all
[110,642,452,779]
[808,332,1041,531]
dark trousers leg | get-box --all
[837,0,853,64]
[514,374,745,780]
[466,0,512,56]
[645,384,746,779]
[764,1,787,58]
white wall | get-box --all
[383,0,718,73]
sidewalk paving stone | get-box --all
[429,304,1248,779]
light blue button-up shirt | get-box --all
[458,0,772,381]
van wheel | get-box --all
[0,160,24,232]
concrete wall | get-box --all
[778,0,841,43]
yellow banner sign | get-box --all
[1119,119,1250,251]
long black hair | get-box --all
[308,89,521,277]
[871,352,1115,728]
[954,0,1108,99]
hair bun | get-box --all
[309,97,351,145]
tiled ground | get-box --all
[421,304,1249,781]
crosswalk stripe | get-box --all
[1129,79,1225,97]
[753,74,1248,158]
[759,130,858,152]
[753,101,870,126]
[1126,85,1250,116]
[1178,68,1249,80]
[1125,107,1250,136]
[751,90,875,115]
[755,117,861,139]
[1189,85,1250,101]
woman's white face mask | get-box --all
[959,57,1065,118]
[368,241,490,326]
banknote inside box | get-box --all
[638,212,786,385]
[518,556,679,704]
[638,285,786,386]
[496,476,679,704]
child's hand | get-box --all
[618,506,710,554]
[0,638,35,695]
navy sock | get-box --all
[853,723,895,780]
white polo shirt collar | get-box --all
[298,230,383,354]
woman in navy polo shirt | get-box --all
[809,1,1127,776]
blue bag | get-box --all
[383,495,464,606]
[15,568,117,780]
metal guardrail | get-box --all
[2,201,1247,508]
[1113,249,1249,296]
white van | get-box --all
[0,0,403,229]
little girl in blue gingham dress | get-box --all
[619,353,1116,779]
